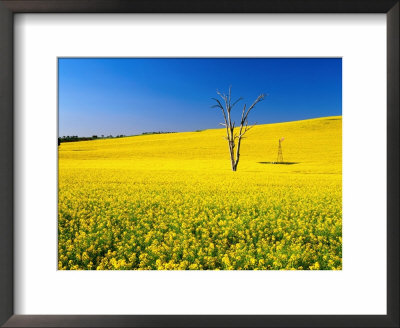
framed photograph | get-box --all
[0,0,398,327]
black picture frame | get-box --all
[0,1,398,327]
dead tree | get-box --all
[212,87,265,171]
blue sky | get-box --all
[58,58,342,137]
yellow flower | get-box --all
[58,116,342,271]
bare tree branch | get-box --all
[239,121,257,138]
[231,97,243,110]
[213,87,266,171]
[243,94,265,122]
[216,90,228,111]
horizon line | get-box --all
[59,115,342,139]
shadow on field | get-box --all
[258,161,299,165]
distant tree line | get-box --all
[141,131,176,135]
[58,134,126,145]
[58,131,177,145]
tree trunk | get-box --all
[229,141,235,171]
[212,88,265,172]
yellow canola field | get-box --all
[58,116,342,270]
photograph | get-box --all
[58,57,342,270]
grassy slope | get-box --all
[59,115,341,175]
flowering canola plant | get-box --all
[58,116,342,270]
